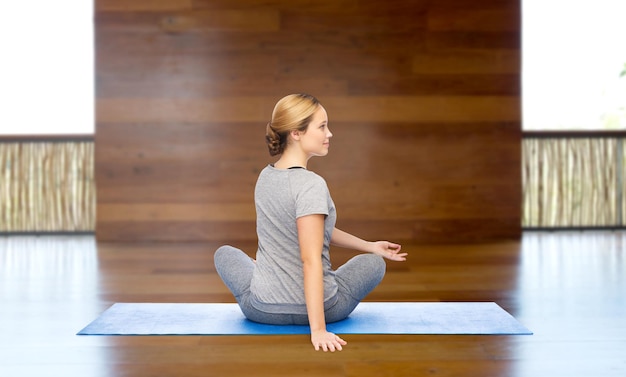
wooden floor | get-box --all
[0,231,624,377]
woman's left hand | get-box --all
[370,241,407,261]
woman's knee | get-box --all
[357,253,386,281]
[213,245,249,276]
[214,245,254,298]
[214,244,240,263]
[213,245,228,268]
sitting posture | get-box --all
[214,93,407,352]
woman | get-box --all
[214,93,406,352]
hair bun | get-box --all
[265,122,283,156]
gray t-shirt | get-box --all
[250,164,338,314]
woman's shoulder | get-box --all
[259,165,327,188]
[291,170,329,193]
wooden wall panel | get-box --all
[95,0,521,243]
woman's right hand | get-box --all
[370,241,407,261]
[311,329,347,352]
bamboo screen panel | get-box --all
[523,137,625,227]
[0,141,95,232]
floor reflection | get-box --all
[0,235,110,376]
[514,231,626,377]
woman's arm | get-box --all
[331,227,406,261]
[297,215,347,352]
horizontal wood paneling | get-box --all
[97,97,520,123]
[96,0,521,243]
[412,50,520,74]
[98,203,255,221]
[97,10,280,33]
[97,0,193,11]
[96,221,256,241]
[428,9,519,32]
[98,75,518,98]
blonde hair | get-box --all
[265,93,320,156]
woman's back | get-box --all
[250,165,338,314]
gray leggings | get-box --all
[214,245,386,325]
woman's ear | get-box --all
[290,129,301,141]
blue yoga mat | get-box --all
[77,302,532,335]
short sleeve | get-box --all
[294,174,330,219]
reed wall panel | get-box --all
[0,142,95,232]
[523,137,625,227]
[96,0,521,243]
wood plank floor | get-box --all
[1,231,624,376]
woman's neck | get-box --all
[274,150,308,170]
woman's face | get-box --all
[298,105,332,157]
